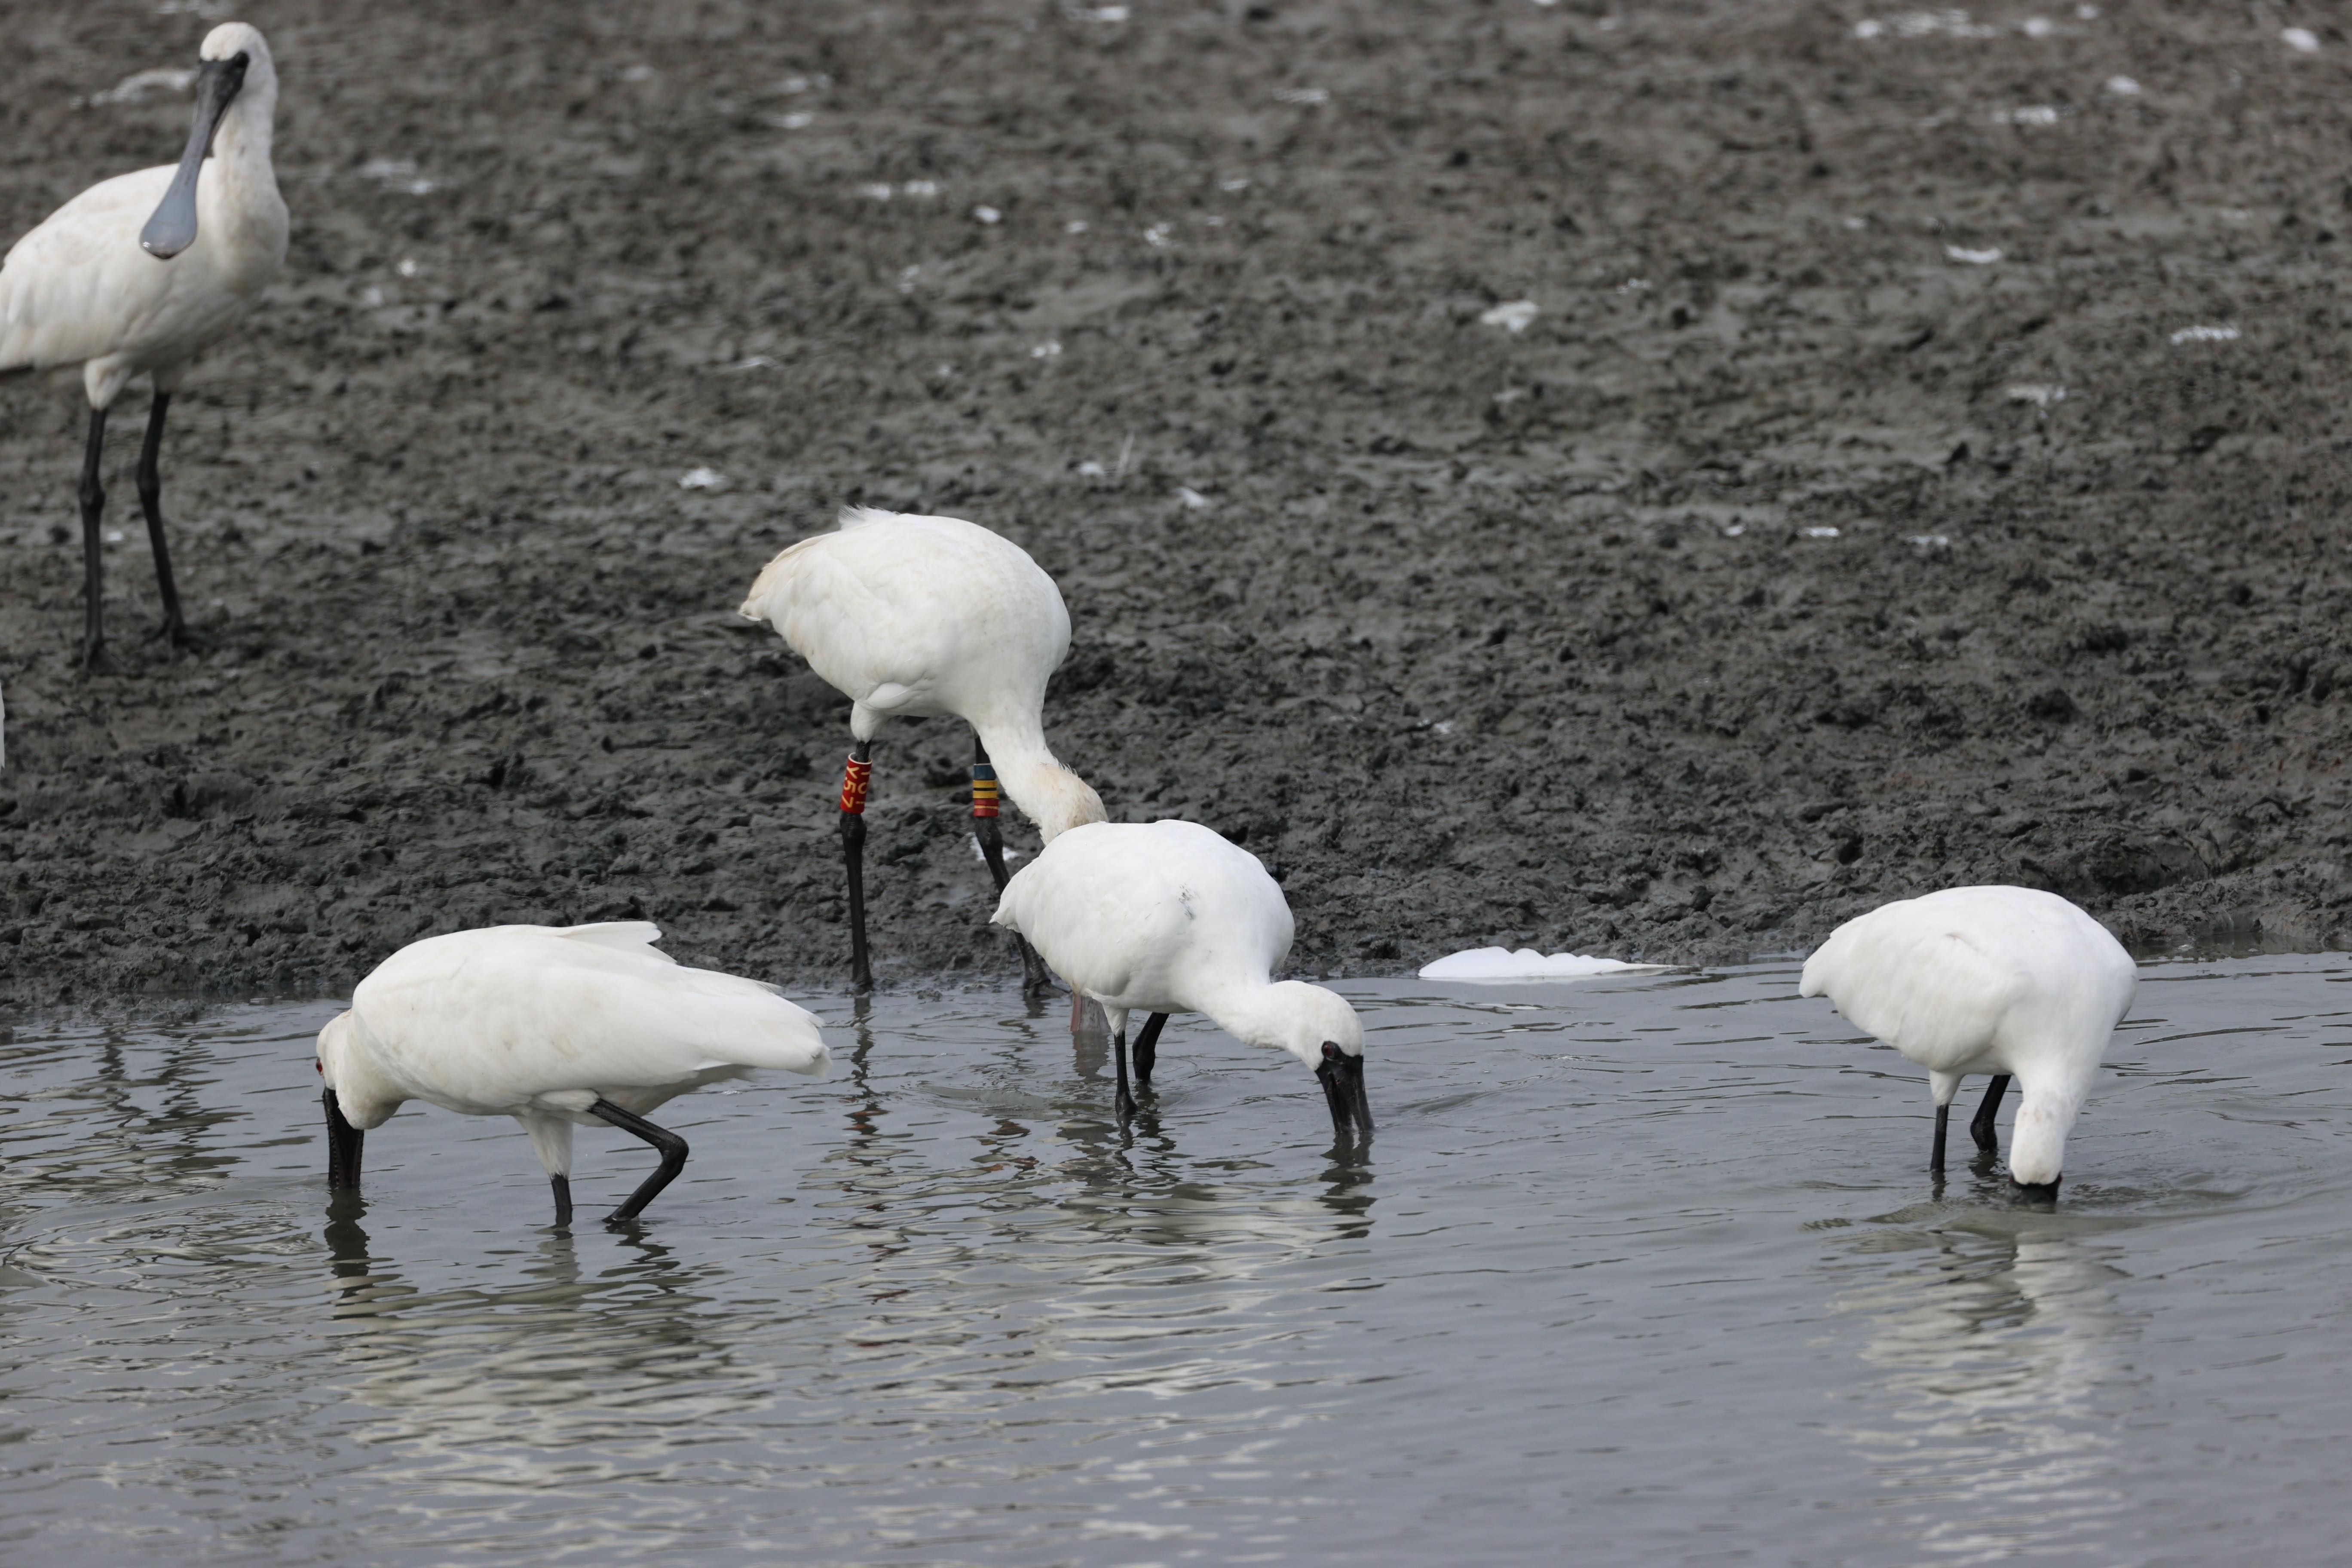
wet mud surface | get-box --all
[1,0,2347,1010]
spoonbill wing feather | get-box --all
[351,926,828,1109]
[995,820,1293,1008]
[551,921,672,960]
[0,167,180,372]
[1800,905,2022,1062]
[738,510,1071,721]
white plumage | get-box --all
[741,506,1104,835]
[0,23,288,666]
[740,505,1106,989]
[316,923,830,1225]
[992,819,1372,1136]
[1800,886,2136,1191]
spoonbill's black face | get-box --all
[139,52,250,260]
[1314,1042,1373,1139]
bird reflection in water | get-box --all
[1824,1224,2138,1559]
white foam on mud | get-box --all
[1803,526,1842,539]
[2171,324,2239,345]
[1480,300,1540,333]
[1274,87,1330,105]
[2106,75,2141,95]
[1030,340,1062,359]
[2007,383,2067,407]
[2283,27,2320,54]
[1853,11,2000,41]
[1418,948,1664,981]
[1175,487,1213,510]
[1994,105,2061,126]
[768,111,814,130]
[1946,245,2003,264]
[678,468,725,490]
[973,205,1002,224]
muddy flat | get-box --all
[0,3,2344,1005]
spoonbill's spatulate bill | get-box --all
[992,818,1371,1138]
[1799,885,2136,1199]
[0,23,286,670]
[315,923,830,1226]
[740,506,1106,991]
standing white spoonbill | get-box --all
[1800,886,2136,1199]
[740,505,1106,991]
[316,923,830,1226]
[992,818,1372,1137]
[0,23,287,669]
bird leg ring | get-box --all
[840,743,873,989]
[972,738,1055,992]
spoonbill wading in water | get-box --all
[317,923,831,1226]
[740,506,1106,992]
[992,818,1372,1137]
[0,22,286,670]
[1800,885,2136,1200]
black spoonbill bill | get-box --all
[992,818,1371,1137]
[0,22,286,670]
[740,506,1106,991]
[316,923,830,1226]
[1800,885,2136,1199]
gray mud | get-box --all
[0,2,2346,1009]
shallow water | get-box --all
[3,956,2349,1565]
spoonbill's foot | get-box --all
[83,638,119,674]
[550,1174,573,1227]
[150,616,212,654]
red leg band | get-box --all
[839,754,872,815]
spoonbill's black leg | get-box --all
[1112,1021,1138,1125]
[550,1174,573,1227]
[1969,1074,2010,1153]
[972,737,1055,992]
[1930,1103,1949,1174]
[323,1087,364,1189]
[591,1098,689,1223]
[135,392,205,653]
[1132,1012,1168,1086]
[839,741,873,989]
[79,407,116,672]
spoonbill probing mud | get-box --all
[740,506,1106,991]
[992,818,1371,1137]
[0,23,286,669]
[316,923,830,1226]
[1800,886,2136,1199]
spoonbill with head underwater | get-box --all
[1799,885,2136,1200]
[0,22,286,669]
[316,922,831,1226]
[992,817,1372,1137]
[740,505,1106,992]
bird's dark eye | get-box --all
[1320,1041,1343,1061]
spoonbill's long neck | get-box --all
[973,716,1103,842]
[201,80,285,282]
[1194,978,1293,1057]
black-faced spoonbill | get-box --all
[1800,885,2136,1199]
[740,506,1106,991]
[991,818,1371,1136]
[0,23,286,670]
[316,923,830,1226]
